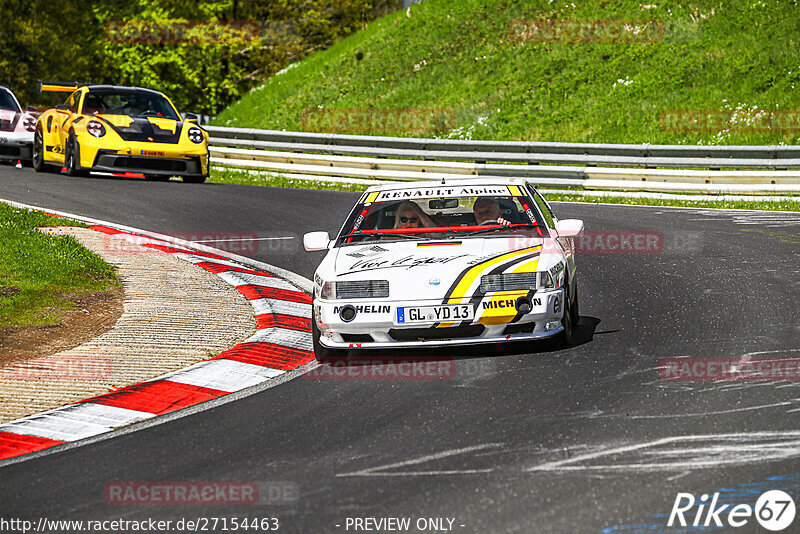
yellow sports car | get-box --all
[33,81,208,183]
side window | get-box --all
[530,187,555,229]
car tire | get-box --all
[554,282,576,348]
[32,125,50,173]
[312,316,347,362]
[65,133,88,177]
[182,175,206,184]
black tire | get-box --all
[182,175,207,184]
[554,283,577,348]
[312,315,347,362]
[64,133,88,177]
[570,283,580,326]
[144,174,170,182]
[32,124,50,172]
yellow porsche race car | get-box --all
[33,81,208,183]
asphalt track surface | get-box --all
[1,166,799,533]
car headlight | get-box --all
[318,280,389,300]
[480,273,537,293]
[319,280,335,300]
[187,126,204,144]
[86,120,106,137]
[23,115,36,132]
[480,271,562,293]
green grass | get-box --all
[209,167,800,211]
[212,0,800,146]
[209,167,373,192]
[0,204,119,328]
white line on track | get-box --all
[336,443,504,477]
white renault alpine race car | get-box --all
[303,178,584,359]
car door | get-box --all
[53,91,80,158]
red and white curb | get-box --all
[0,207,315,463]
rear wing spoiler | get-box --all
[38,81,86,93]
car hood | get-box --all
[329,237,548,301]
[94,114,186,143]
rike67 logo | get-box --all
[668,490,796,531]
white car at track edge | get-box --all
[303,178,584,359]
[0,86,37,163]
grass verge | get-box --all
[212,0,800,146]
[209,167,373,192]
[209,167,800,211]
[0,204,120,328]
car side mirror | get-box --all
[54,104,71,115]
[183,112,199,124]
[304,231,331,251]
[555,219,584,237]
[25,106,39,113]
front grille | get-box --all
[480,273,537,293]
[336,280,389,299]
[341,334,374,343]
[502,322,536,336]
[389,324,485,342]
[113,157,186,171]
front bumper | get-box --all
[90,151,208,178]
[0,132,33,160]
[315,289,566,349]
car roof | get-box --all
[361,177,534,194]
[83,85,165,97]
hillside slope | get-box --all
[212,0,800,145]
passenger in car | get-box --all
[394,201,438,229]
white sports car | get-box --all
[303,178,584,359]
[0,86,36,163]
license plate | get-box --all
[397,304,473,324]
[140,150,165,157]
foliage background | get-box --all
[0,0,401,114]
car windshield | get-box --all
[0,90,19,111]
[338,186,545,245]
[81,90,179,120]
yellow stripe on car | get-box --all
[437,245,541,327]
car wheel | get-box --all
[554,283,575,348]
[32,125,50,172]
[570,282,580,327]
[65,133,88,177]
[182,175,206,184]
[312,316,347,362]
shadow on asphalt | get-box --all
[316,315,602,369]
